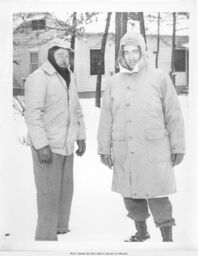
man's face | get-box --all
[123,45,141,70]
[54,48,70,68]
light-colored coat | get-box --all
[97,32,185,199]
[24,60,86,156]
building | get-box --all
[13,13,189,96]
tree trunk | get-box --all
[115,12,122,73]
[121,12,128,36]
[70,12,77,72]
[155,12,160,68]
[170,12,176,86]
[139,12,147,49]
[115,12,128,73]
[95,12,112,108]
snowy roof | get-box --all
[26,14,46,22]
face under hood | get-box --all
[118,31,148,72]
[47,46,71,88]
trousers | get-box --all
[123,197,175,228]
[31,147,74,241]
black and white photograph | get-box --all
[0,0,198,255]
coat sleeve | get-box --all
[24,72,49,149]
[73,75,86,140]
[97,83,113,155]
[161,72,185,154]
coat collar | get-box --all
[119,63,139,74]
[42,60,72,75]
[42,60,57,75]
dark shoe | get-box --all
[160,226,173,242]
[57,229,70,235]
[124,220,150,242]
[124,232,150,242]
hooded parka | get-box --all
[24,52,86,156]
[97,31,185,199]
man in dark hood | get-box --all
[24,38,86,241]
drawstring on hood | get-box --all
[117,31,149,73]
[48,46,70,88]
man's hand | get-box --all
[171,153,184,167]
[76,140,86,156]
[37,145,53,164]
[100,154,113,169]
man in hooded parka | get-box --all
[97,31,185,242]
[24,39,86,241]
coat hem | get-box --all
[111,188,177,199]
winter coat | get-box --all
[24,60,86,156]
[97,32,185,199]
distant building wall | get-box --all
[74,33,115,92]
[13,27,189,93]
[147,35,188,87]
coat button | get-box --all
[126,103,131,107]
[126,86,130,90]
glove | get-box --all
[37,145,53,164]
[100,154,113,169]
[76,140,86,156]
[171,153,184,167]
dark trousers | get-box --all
[123,197,175,228]
[31,148,74,241]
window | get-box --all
[32,19,46,30]
[90,49,104,75]
[30,52,39,73]
[175,49,186,72]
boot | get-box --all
[125,220,150,242]
[57,229,70,235]
[160,226,173,242]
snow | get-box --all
[1,95,197,251]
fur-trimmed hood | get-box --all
[118,31,148,72]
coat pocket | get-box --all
[46,125,66,147]
[146,128,171,162]
[112,141,128,165]
[112,130,126,141]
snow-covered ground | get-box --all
[1,95,197,251]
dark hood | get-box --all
[47,46,70,88]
